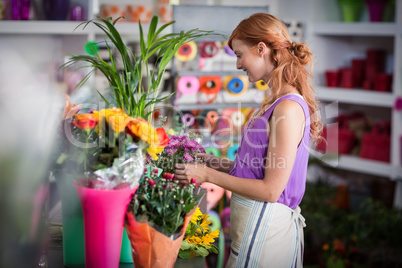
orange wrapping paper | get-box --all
[125,208,196,268]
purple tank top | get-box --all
[229,94,310,209]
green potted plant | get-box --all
[61,16,214,120]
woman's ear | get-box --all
[257,42,266,57]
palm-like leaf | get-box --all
[61,16,215,120]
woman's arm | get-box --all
[175,100,305,202]
[196,153,233,174]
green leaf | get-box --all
[178,250,191,259]
[210,244,219,254]
[180,240,191,250]
[193,246,209,257]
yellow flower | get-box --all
[186,236,202,245]
[93,108,126,135]
[322,243,329,251]
[190,207,203,225]
[108,113,130,133]
[200,213,212,232]
[201,229,219,246]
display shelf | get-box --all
[176,70,246,77]
[177,102,261,110]
[0,20,172,37]
[0,21,89,35]
[203,135,242,142]
[92,22,172,36]
[316,87,394,108]
[319,154,400,180]
[312,22,397,36]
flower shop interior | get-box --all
[1,0,402,267]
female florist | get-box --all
[2,1,402,268]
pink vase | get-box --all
[74,181,137,268]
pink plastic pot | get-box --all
[74,181,137,268]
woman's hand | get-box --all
[174,163,211,184]
[196,153,233,173]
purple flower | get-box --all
[167,148,178,156]
[168,139,181,148]
[184,152,194,162]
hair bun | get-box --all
[293,42,312,66]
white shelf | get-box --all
[312,22,397,36]
[316,87,394,108]
[0,20,172,36]
[319,154,400,180]
[92,22,172,36]
[0,21,90,35]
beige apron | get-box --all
[226,193,306,268]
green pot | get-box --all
[174,256,205,268]
[120,229,133,263]
[55,173,85,267]
[338,0,363,22]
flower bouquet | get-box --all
[179,207,220,259]
[124,134,206,268]
[146,133,206,174]
[55,107,169,268]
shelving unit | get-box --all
[169,5,269,145]
[305,0,402,206]
[312,22,397,36]
[316,87,394,108]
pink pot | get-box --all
[74,181,137,268]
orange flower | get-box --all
[62,94,81,120]
[156,127,169,148]
[108,113,130,133]
[126,119,170,159]
[73,114,98,130]
[93,108,127,134]
[126,118,152,141]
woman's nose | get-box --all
[236,61,241,70]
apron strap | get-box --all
[292,206,306,267]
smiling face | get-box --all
[231,39,275,83]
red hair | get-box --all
[228,13,323,145]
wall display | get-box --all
[205,110,219,130]
[230,110,245,128]
[174,41,197,62]
[283,19,304,43]
[199,41,219,58]
[182,113,195,127]
[177,76,199,95]
[256,80,268,91]
[227,143,239,161]
[205,146,221,157]
[199,75,222,95]
[224,43,236,57]
[223,75,248,96]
